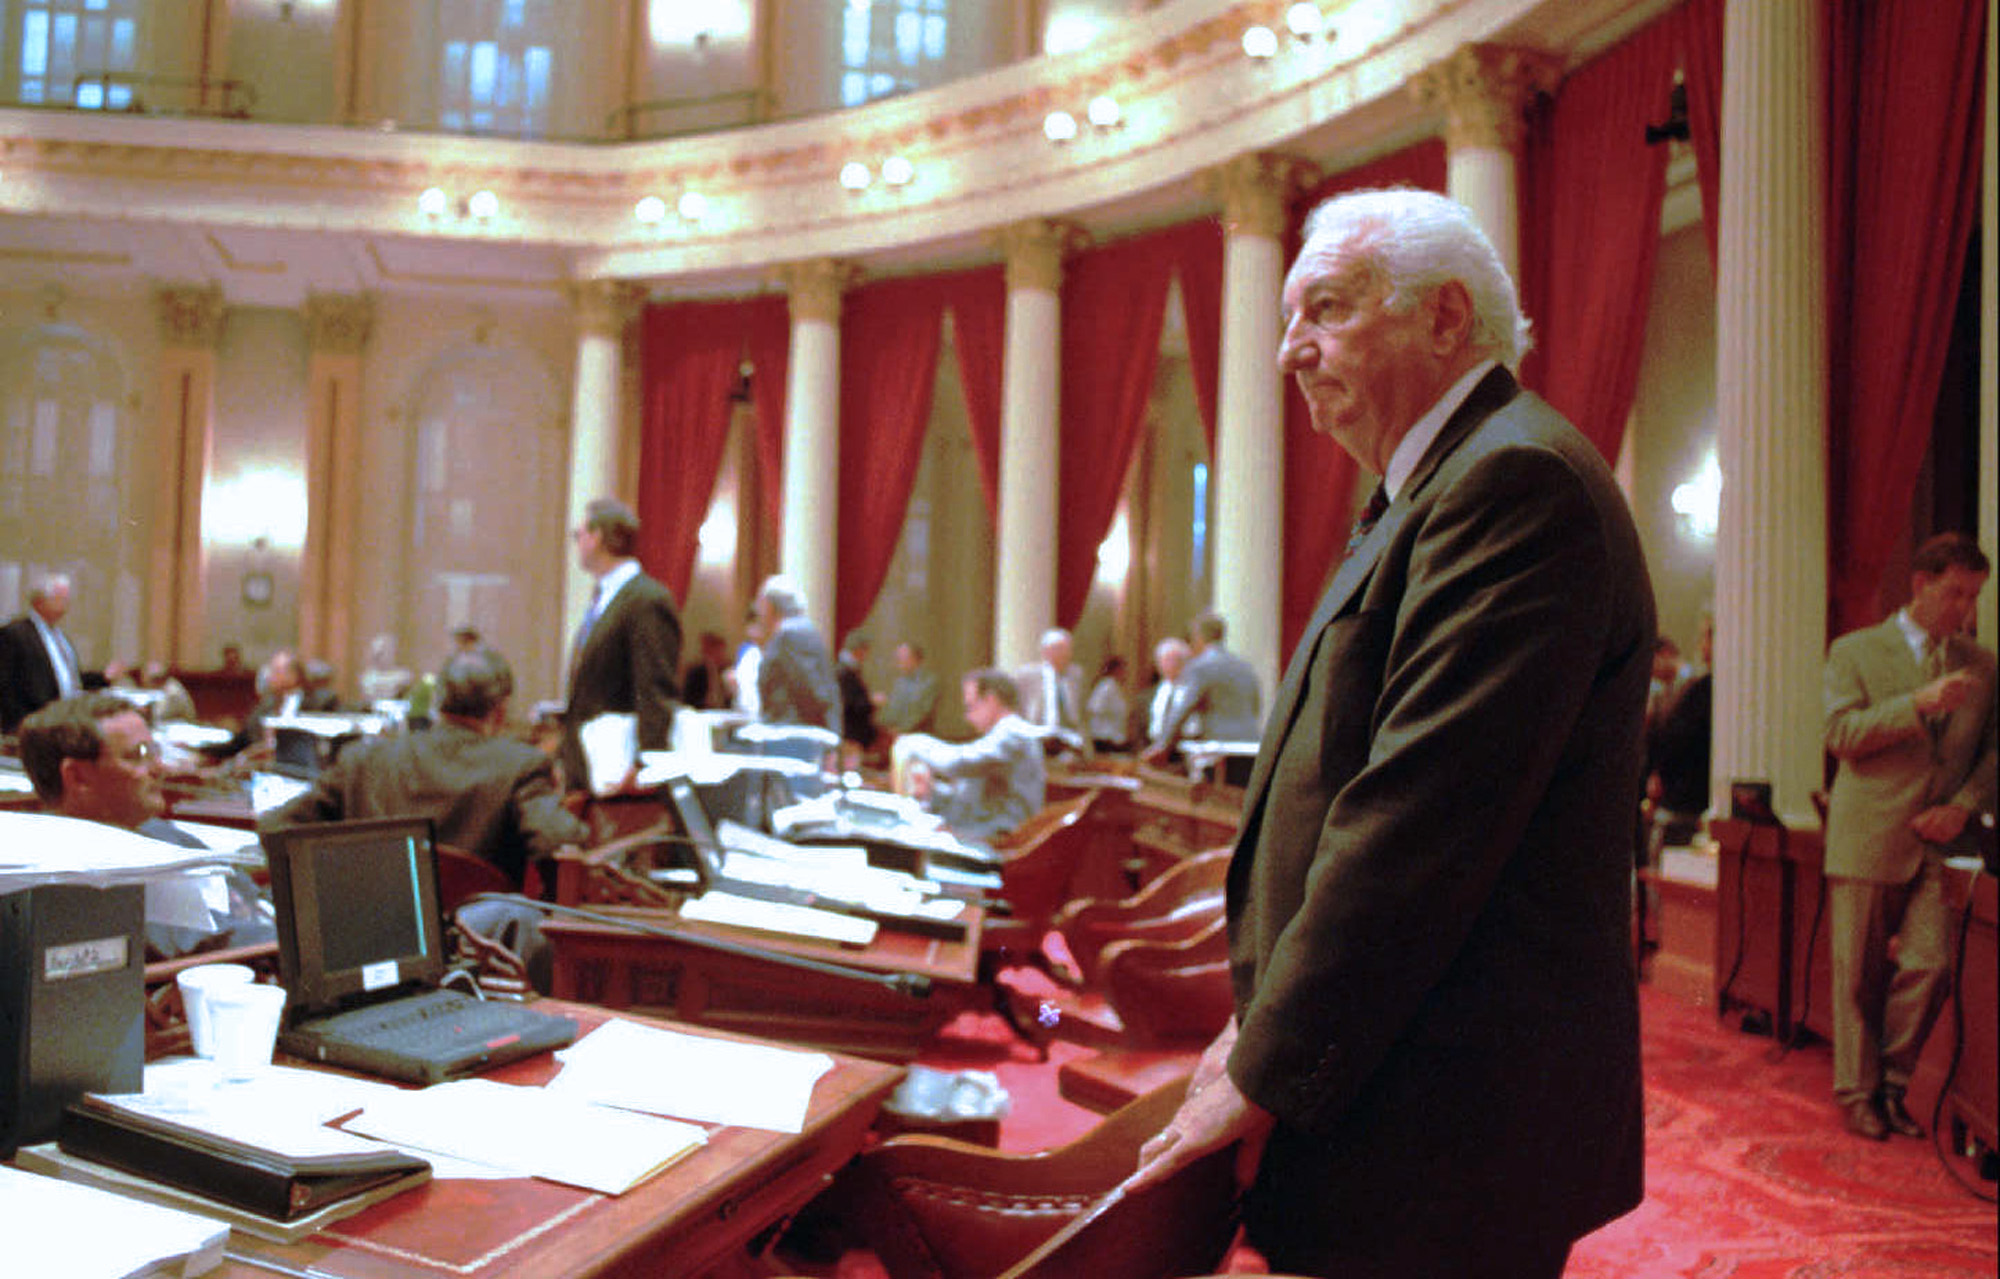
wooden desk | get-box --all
[1907,863,1997,1152]
[1712,818,1829,1039]
[544,907,986,1061]
[216,1000,901,1279]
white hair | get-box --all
[757,575,807,617]
[1298,187,1532,368]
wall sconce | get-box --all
[1045,98,1120,144]
[1244,3,1332,58]
[417,186,500,225]
[838,158,916,192]
[633,191,709,227]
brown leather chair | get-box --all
[1053,847,1230,987]
[983,792,1101,972]
[828,1074,1238,1279]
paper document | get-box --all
[580,713,639,795]
[344,1078,705,1195]
[548,1018,835,1133]
[679,891,880,946]
[2,1163,229,1279]
[635,749,820,790]
[0,812,237,894]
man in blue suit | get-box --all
[1128,189,1652,1278]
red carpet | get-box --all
[801,981,1996,1277]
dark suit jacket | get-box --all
[1227,368,1652,1259]
[561,569,682,791]
[0,614,70,732]
[271,719,589,889]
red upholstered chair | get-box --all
[827,1074,1238,1279]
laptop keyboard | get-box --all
[316,989,531,1051]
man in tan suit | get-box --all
[1823,532,1995,1140]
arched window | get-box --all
[403,342,566,700]
[0,323,143,668]
[840,0,948,107]
[437,0,555,137]
[8,0,140,108]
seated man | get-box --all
[266,648,588,990]
[17,693,274,959]
[900,669,1046,844]
[268,647,586,894]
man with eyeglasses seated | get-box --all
[16,692,274,959]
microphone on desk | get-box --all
[468,892,935,1000]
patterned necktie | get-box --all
[1346,485,1389,556]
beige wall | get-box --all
[1625,224,1720,658]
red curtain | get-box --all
[833,275,951,639]
[1054,226,1182,627]
[1676,0,1724,268]
[1520,12,1678,464]
[1169,219,1226,456]
[1826,0,1986,633]
[944,266,1007,526]
[745,297,791,536]
[1280,140,1447,658]
[636,298,780,600]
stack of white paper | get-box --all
[345,1078,705,1196]
[2,1164,229,1279]
[549,1018,835,1133]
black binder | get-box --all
[57,1096,430,1221]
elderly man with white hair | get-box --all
[1127,188,1652,1277]
[754,575,840,734]
[1,572,85,733]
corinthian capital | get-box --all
[568,280,647,339]
[774,259,862,324]
[1212,152,1319,238]
[993,219,1090,293]
[305,293,375,355]
[1409,43,1564,152]
[155,284,226,349]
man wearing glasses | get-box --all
[17,692,272,957]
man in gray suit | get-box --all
[902,669,1046,844]
[1014,628,1085,740]
[754,576,841,734]
[1822,532,1994,1140]
[1127,189,1651,1277]
[1144,611,1263,762]
[272,647,589,892]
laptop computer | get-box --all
[261,816,577,1085]
[658,776,971,942]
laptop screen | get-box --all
[661,775,725,889]
[262,816,445,1015]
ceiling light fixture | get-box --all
[1043,109,1078,143]
[417,186,449,218]
[1086,95,1121,129]
[634,195,667,224]
[466,189,499,220]
[677,191,709,221]
[839,161,872,191]
[1241,25,1278,59]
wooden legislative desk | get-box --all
[1711,817,1832,1041]
[214,1000,901,1279]
[1907,862,1997,1152]
[543,906,986,1062]
[1058,766,1242,892]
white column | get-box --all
[1711,0,1828,826]
[779,259,856,643]
[1409,44,1561,278]
[148,284,225,669]
[299,292,373,690]
[563,281,641,645]
[992,221,1083,669]
[1213,153,1309,691]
